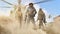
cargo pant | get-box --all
[38,19,43,29]
[26,16,36,28]
[38,15,46,29]
[16,14,23,28]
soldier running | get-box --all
[37,8,46,29]
[25,3,37,29]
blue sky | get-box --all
[39,0,60,17]
[0,0,60,22]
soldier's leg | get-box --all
[18,16,23,28]
[39,20,43,29]
[26,17,30,27]
[31,18,36,29]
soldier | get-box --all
[25,3,37,29]
[37,8,46,29]
[15,6,23,28]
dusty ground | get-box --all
[0,16,60,34]
[0,16,46,34]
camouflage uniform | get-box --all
[37,8,46,28]
[25,7,37,27]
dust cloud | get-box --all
[0,16,46,34]
[0,15,60,34]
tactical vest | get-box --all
[27,7,36,17]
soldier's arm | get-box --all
[24,8,29,21]
[43,14,46,23]
[24,14,27,22]
[25,7,29,16]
